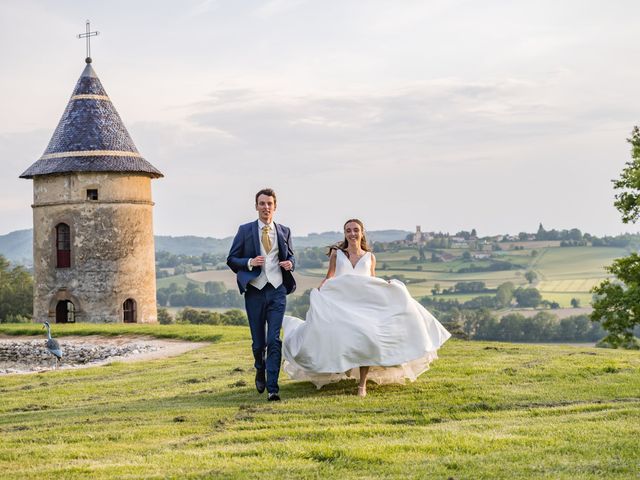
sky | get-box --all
[2,0,640,238]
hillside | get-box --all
[0,229,32,265]
[0,229,412,264]
[0,323,638,479]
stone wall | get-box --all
[31,172,158,323]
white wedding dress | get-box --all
[282,250,451,388]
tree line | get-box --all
[156,281,243,308]
[158,307,247,326]
[455,310,607,342]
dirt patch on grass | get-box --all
[0,335,209,375]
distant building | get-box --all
[20,58,163,323]
[450,237,469,249]
[411,225,432,245]
[479,242,493,252]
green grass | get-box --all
[1,324,639,479]
[0,323,246,343]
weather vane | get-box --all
[77,20,99,63]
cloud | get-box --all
[182,78,590,168]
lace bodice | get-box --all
[334,250,372,278]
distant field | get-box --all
[531,247,624,280]
[538,278,603,293]
[186,269,238,290]
[156,274,199,289]
[156,245,624,308]
[500,307,594,319]
[158,268,323,297]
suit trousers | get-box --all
[244,283,286,393]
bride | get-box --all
[282,219,451,397]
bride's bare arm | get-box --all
[319,250,337,288]
[370,253,377,277]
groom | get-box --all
[227,188,296,401]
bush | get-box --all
[177,308,220,325]
[1,314,32,324]
[157,308,173,325]
[220,309,248,326]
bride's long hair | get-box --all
[327,218,370,257]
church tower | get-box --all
[20,57,163,323]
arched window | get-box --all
[55,300,75,323]
[56,223,71,268]
[123,299,137,323]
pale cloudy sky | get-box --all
[1,0,639,238]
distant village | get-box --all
[373,223,634,263]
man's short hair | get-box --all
[255,188,277,206]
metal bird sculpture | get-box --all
[42,321,63,369]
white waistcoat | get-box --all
[249,224,283,290]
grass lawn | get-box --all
[1,324,639,479]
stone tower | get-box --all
[20,59,163,324]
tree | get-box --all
[431,283,441,296]
[205,281,225,295]
[514,287,542,308]
[524,271,537,284]
[591,127,640,348]
[495,282,515,308]
[462,251,472,261]
[570,297,581,308]
[524,270,537,284]
[613,126,640,223]
[592,254,640,348]
[0,255,33,322]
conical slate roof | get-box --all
[20,62,163,179]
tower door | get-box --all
[123,299,137,323]
[55,301,75,323]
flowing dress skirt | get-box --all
[282,275,451,388]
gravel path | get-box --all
[0,335,209,375]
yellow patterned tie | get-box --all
[261,225,272,252]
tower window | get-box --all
[56,223,71,268]
[123,299,137,323]
[87,189,98,200]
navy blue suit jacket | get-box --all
[227,220,296,295]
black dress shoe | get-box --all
[267,393,281,402]
[255,370,266,394]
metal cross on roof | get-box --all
[77,20,99,63]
